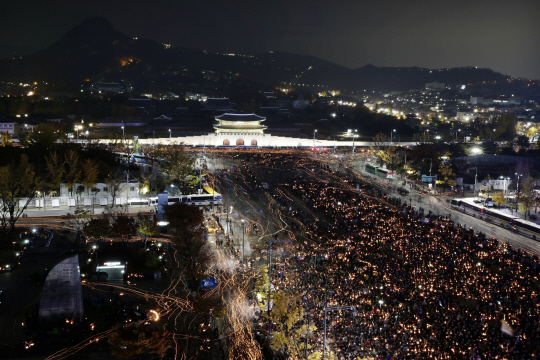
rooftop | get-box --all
[215,113,266,122]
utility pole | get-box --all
[226,188,243,234]
[243,207,262,265]
[304,313,311,359]
[125,170,129,211]
[352,129,357,155]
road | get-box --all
[349,159,540,256]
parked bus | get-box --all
[513,219,540,240]
[378,168,393,179]
[365,163,379,175]
[451,198,540,240]
[149,191,223,207]
[483,209,517,227]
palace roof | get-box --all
[215,113,266,122]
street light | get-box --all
[75,125,82,141]
[422,157,434,192]
[500,176,511,211]
[391,129,396,144]
[313,129,317,147]
[515,173,522,193]
[226,188,244,234]
[455,129,461,142]
[323,306,357,359]
[168,129,171,141]
[352,129,357,154]
[399,151,407,177]
[121,126,124,139]
[242,207,263,265]
[489,128,496,142]
[125,170,130,211]
[468,167,477,197]
[422,158,432,176]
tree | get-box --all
[483,174,494,197]
[481,141,498,155]
[111,214,138,240]
[45,151,64,196]
[61,209,92,235]
[438,164,456,190]
[137,213,159,248]
[107,323,171,359]
[262,290,319,359]
[64,149,81,197]
[255,265,272,307]
[413,132,431,144]
[1,133,13,147]
[105,172,124,206]
[81,159,99,196]
[18,132,30,147]
[164,203,205,240]
[138,170,165,196]
[91,188,101,213]
[158,145,199,194]
[517,134,530,149]
[370,132,389,152]
[517,176,536,219]
[83,218,112,240]
[0,155,37,242]
[27,123,61,149]
[75,185,85,207]
[164,203,209,278]
[378,146,402,171]
[526,126,538,138]
[369,133,390,165]
[493,191,506,209]
[492,113,517,140]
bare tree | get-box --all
[0,155,38,242]
[105,171,124,206]
[64,149,81,197]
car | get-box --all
[1,265,10,272]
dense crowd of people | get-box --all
[253,155,540,359]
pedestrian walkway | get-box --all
[19,205,154,217]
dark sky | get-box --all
[2,0,540,79]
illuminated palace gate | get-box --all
[214,113,267,147]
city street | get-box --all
[349,158,540,255]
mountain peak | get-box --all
[64,17,117,40]
[76,16,114,30]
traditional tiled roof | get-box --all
[205,98,235,109]
[215,113,266,122]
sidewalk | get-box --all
[20,205,154,217]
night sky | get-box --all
[2,0,540,79]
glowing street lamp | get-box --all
[75,125,82,141]
[169,129,171,141]
[455,129,461,142]
[313,129,317,147]
[350,129,358,155]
